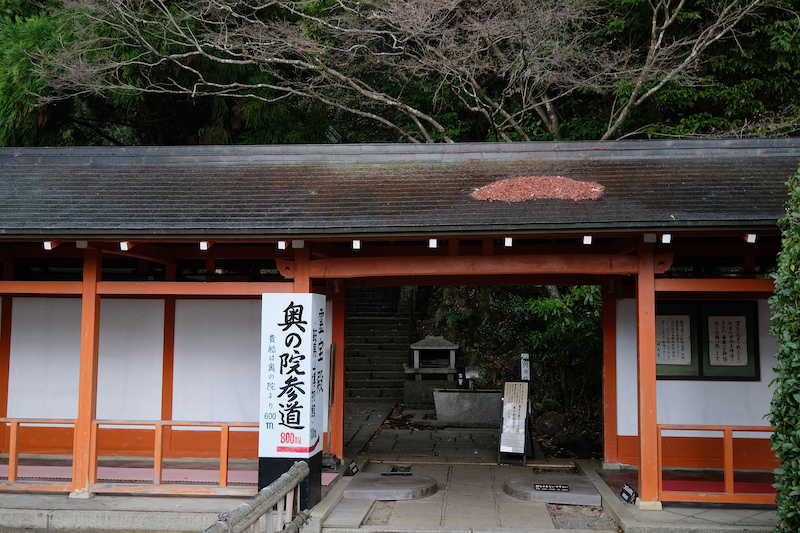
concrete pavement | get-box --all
[313,401,778,533]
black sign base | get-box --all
[258,453,322,510]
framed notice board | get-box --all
[656,301,759,381]
[498,381,530,465]
[655,302,700,377]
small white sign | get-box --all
[499,381,528,454]
[259,293,326,458]
[520,352,530,381]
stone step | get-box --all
[344,286,411,402]
[346,288,402,315]
[346,322,409,331]
[346,327,410,339]
[345,356,409,371]
[347,362,409,372]
[346,370,408,380]
[346,378,407,390]
[346,349,408,360]
[322,498,375,528]
[346,340,409,350]
[347,318,409,326]
[346,388,404,400]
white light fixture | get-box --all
[352,239,361,250]
[661,233,672,244]
[428,238,438,249]
[43,241,55,251]
[199,241,212,251]
[504,237,513,247]
[119,241,132,251]
[746,233,757,244]
[583,235,593,245]
[277,240,287,250]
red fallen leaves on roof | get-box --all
[471,176,604,202]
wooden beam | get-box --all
[636,243,660,508]
[655,278,774,293]
[344,274,607,288]
[0,281,83,295]
[659,492,775,505]
[310,254,640,279]
[96,282,293,296]
[73,249,102,496]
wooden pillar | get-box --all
[161,263,177,422]
[293,248,311,293]
[636,243,661,509]
[328,292,346,458]
[0,260,12,425]
[72,248,102,497]
[161,297,176,421]
[602,286,618,465]
[0,296,11,421]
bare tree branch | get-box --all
[33,0,771,142]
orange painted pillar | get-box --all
[328,292,346,458]
[0,262,12,451]
[293,248,311,293]
[161,265,177,454]
[602,287,618,465]
[161,297,176,421]
[0,295,11,420]
[636,243,660,508]
[72,248,102,497]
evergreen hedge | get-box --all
[769,164,800,532]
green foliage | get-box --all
[769,164,800,532]
[0,0,61,145]
[423,286,543,387]
[420,285,603,414]
[533,396,562,415]
[527,286,602,367]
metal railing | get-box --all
[657,423,775,504]
[204,461,311,533]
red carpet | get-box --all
[662,479,775,494]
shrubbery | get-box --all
[769,164,800,532]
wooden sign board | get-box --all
[498,380,529,465]
[520,353,530,381]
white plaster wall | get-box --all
[96,299,164,420]
[616,298,777,437]
[8,297,82,418]
[172,299,261,423]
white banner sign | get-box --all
[708,315,748,366]
[655,315,692,365]
[259,293,326,458]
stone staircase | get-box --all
[345,287,412,402]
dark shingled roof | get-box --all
[1,139,799,239]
